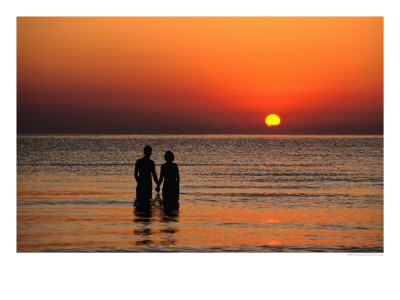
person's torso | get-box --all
[162,163,178,184]
[136,157,154,180]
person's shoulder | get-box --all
[145,158,155,167]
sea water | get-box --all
[17,135,383,252]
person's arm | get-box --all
[158,165,164,188]
[176,164,180,185]
[134,161,139,182]
[152,161,159,186]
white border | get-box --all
[3,1,399,300]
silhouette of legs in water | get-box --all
[134,199,152,217]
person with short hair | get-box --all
[134,145,158,201]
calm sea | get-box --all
[17,135,383,252]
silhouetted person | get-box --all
[135,145,158,203]
[157,151,180,211]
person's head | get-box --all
[164,151,174,162]
[143,145,152,157]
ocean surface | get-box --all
[17,135,383,252]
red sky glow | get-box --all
[17,17,383,134]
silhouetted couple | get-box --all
[134,146,180,210]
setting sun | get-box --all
[265,114,281,127]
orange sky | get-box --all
[17,17,383,134]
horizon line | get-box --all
[17,132,384,136]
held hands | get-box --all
[155,185,160,193]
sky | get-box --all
[17,17,383,134]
